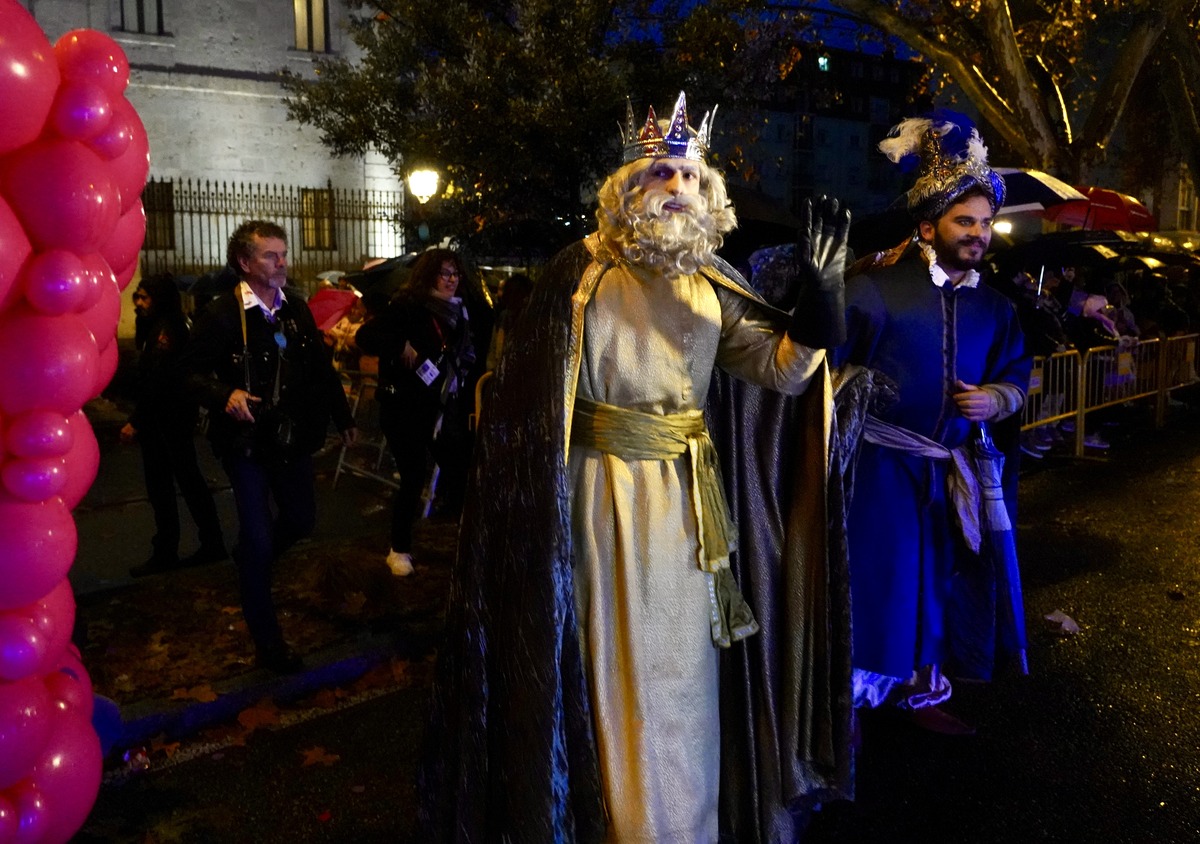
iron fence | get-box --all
[140,177,406,297]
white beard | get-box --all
[620,189,723,276]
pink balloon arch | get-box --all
[0,2,147,840]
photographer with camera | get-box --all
[184,220,356,674]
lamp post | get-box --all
[406,168,439,247]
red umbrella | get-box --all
[307,287,359,331]
[1039,185,1157,232]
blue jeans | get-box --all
[222,452,316,651]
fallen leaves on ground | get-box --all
[237,698,281,733]
[171,684,219,703]
[301,746,341,767]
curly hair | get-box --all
[596,158,736,276]
[226,220,288,272]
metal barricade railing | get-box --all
[333,370,396,490]
[1021,334,1200,457]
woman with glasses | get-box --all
[356,248,480,576]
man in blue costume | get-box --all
[420,92,855,842]
[836,113,1031,735]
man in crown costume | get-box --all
[834,111,1031,735]
[419,92,864,842]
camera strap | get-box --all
[237,293,283,406]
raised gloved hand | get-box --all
[789,196,850,349]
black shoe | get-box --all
[130,557,179,578]
[178,545,229,569]
[256,643,303,674]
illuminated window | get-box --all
[118,0,166,35]
[294,0,329,52]
[301,187,337,250]
[817,54,831,72]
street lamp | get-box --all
[407,168,439,204]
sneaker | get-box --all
[1083,433,1110,450]
[386,550,414,577]
[1019,435,1044,459]
[1031,429,1054,450]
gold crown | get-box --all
[621,91,716,164]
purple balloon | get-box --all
[1,456,68,503]
[0,615,47,683]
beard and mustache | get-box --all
[616,188,726,276]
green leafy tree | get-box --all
[281,1,823,245]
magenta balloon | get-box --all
[0,196,33,313]
[105,98,150,213]
[79,271,120,354]
[75,252,114,312]
[91,338,119,399]
[114,258,138,292]
[4,410,73,459]
[54,29,130,95]
[0,496,76,611]
[26,708,102,844]
[0,676,53,792]
[45,657,93,720]
[0,615,47,683]
[48,81,112,142]
[0,140,121,254]
[1,456,67,503]
[99,201,145,282]
[20,250,90,316]
[0,792,17,841]
[0,309,99,416]
[6,779,47,844]
[29,579,74,679]
[59,411,98,510]
[85,105,132,161]
[0,1,59,155]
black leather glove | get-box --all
[789,196,850,349]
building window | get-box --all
[794,114,813,151]
[301,187,337,250]
[118,0,166,35]
[142,179,175,250]
[817,54,831,72]
[294,0,330,52]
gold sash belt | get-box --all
[571,396,758,646]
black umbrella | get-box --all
[993,167,1087,214]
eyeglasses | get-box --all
[438,268,461,279]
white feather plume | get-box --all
[877,116,934,163]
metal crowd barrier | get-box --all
[333,370,396,490]
[1021,334,1200,457]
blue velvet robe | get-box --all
[834,251,1030,681]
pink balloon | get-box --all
[0,139,121,254]
[0,495,76,611]
[0,577,73,683]
[91,338,119,399]
[4,411,73,459]
[0,308,99,416]
[114,257,138,292]
[104,98,150,213]
[100,200,145,276]
[20,250,90,316]
[54,29,130,96]
[1,456,67,503]
[45,657,93,721]
[48,81,112,142]
[0,792,17,841]
[0,195,33,313]
[0,676,53,791]
[0,615,47,683]
[59,411,98,510]
[85,105,132,161]
[0,1,59,155]
[79,270,121,353]
[25,709,102,844]
[76,252,114,312]
[4,779,48,844]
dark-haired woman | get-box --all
[121,274,227,576]
[355,249,480,576]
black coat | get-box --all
[183,287,354,458]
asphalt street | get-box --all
[70,391,1200,843]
